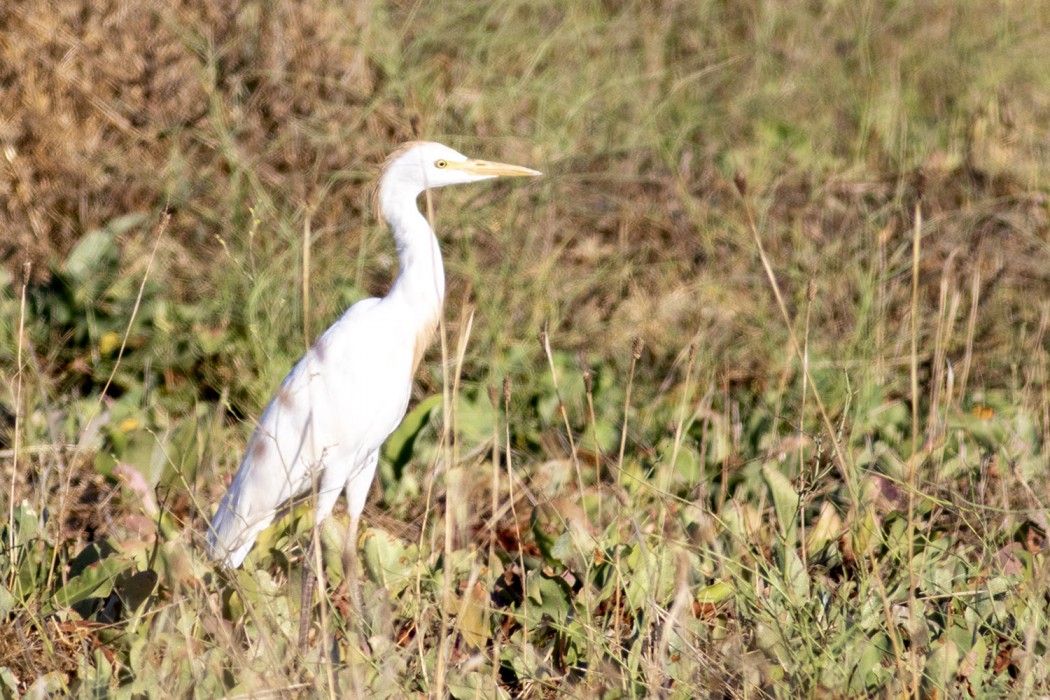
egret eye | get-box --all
[435,159,448,169]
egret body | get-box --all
[206,142,540,567]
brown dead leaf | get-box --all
[993,645,1015,675]
[994,542,1024,576]
[692,601,722,620]
[865,474,906,514]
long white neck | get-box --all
[380,185,446,318]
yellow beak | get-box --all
[450,159,542,177]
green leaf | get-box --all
[115,570,158,616]
[454,392,495,445]
[0,584,15,617]
[383,394,442,473]
[549,531,574,565]
[657,438,702,484]
[319,515,349,585]
[852,633,890,692]
[63,231,115,284]
[695,580,734,605]
[62,213,147,283]
[525,570,571,622]
[456,580,491,650]
[361,528,418,596]
[762,462,799,544]
[161,407,208,486]
[783,548,810,601]
[448,664,502,700]
[0,667,20,695]
[925,637,960,694]
[51,553,134,611]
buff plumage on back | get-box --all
[371,141,428,224]
[374,141,442,374]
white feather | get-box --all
[205,142,539,568]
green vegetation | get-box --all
[2,0,1049,696]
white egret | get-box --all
[206,141,540,568]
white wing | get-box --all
[206,296,417,567]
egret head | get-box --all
[376,142,540,219]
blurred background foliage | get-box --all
[1,0,1048,696]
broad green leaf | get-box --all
[673,445,702,483]
[116,570,159,616]
[8,502,41,541]
[383,394,442,471]
[850,508,879,560]
[456,580,491,649]
[624,546,679,609]
[549,530,574,565]
[162,407,208,486]
[63,230,115,284]
[924,638,960,695]
[0,667,19,695]
[51,554,134,611]
[525,570,571,622]
[0,584,15,617]
[454,392,495,444]
[783,548,809,601]
[361,528,418,596]
[852,633,890,692]
[695,580,734,605]
[448,664,503,700]
[762,462,799,544]
[804,501,843,554]
[320,515,349,585]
